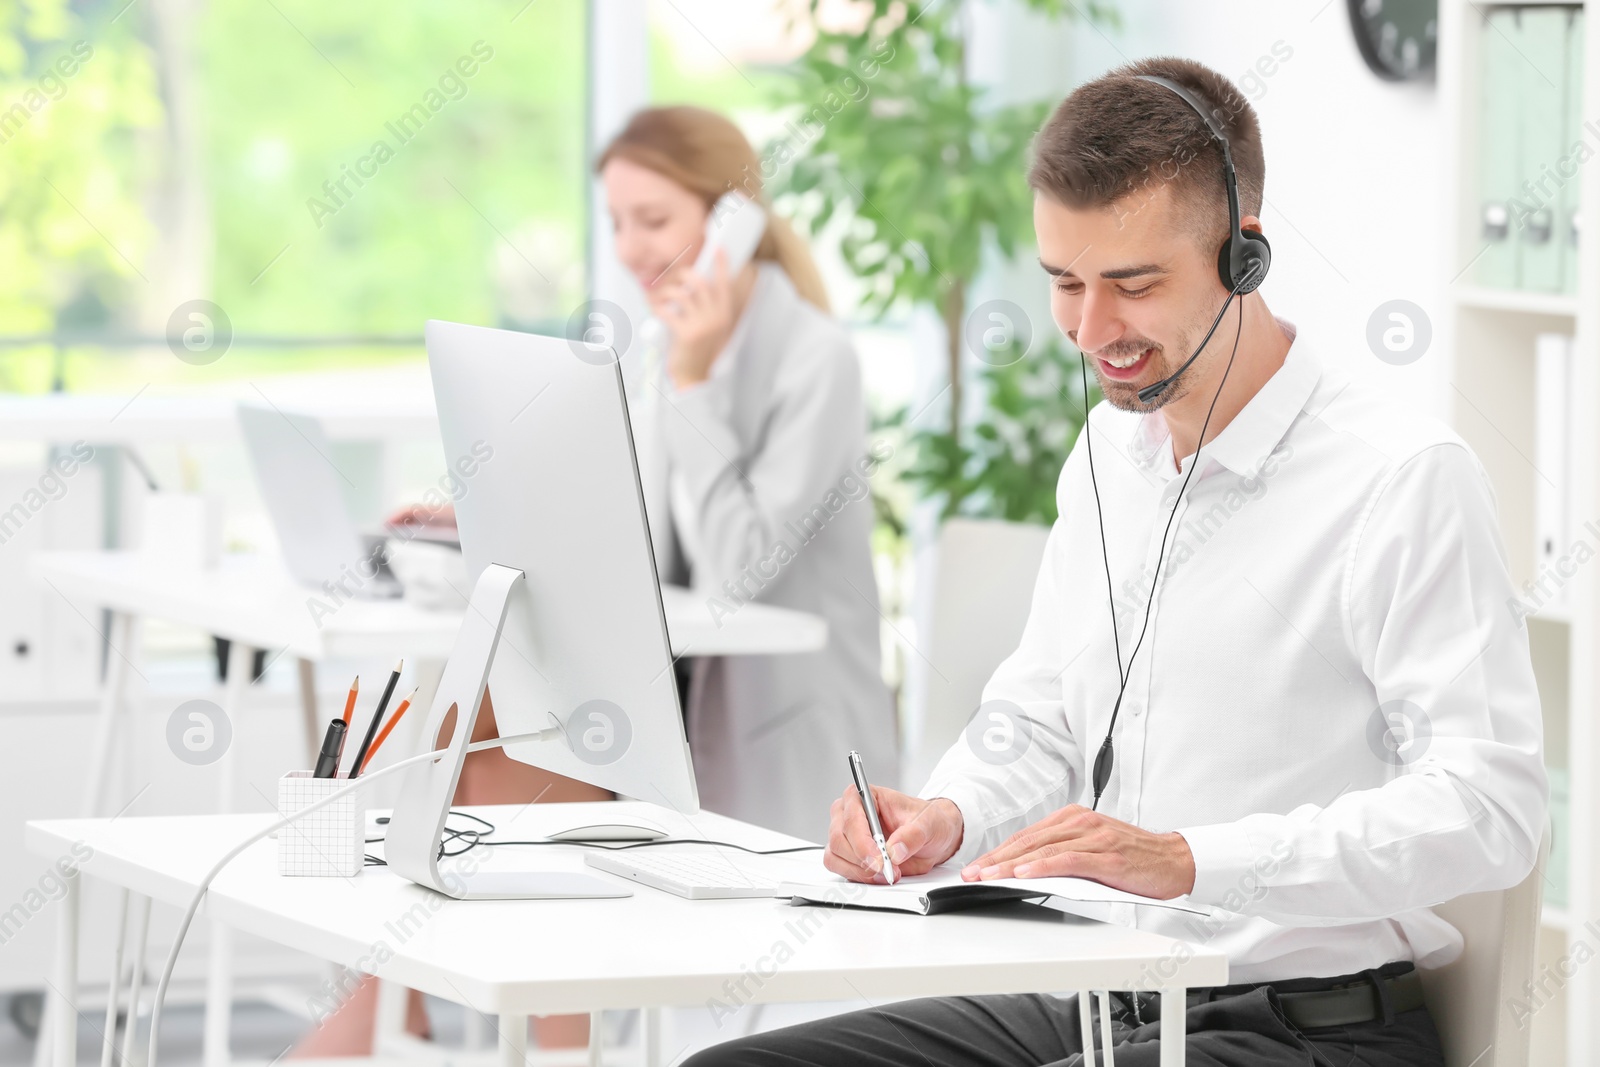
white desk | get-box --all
[26,549,830,1067]
[28,803,1227,1067]
[30,551,828,816]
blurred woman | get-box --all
[599,106,898,841]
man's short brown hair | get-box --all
[1028,57,1264,251]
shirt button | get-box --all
[1130,704,1144,717]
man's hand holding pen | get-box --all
[825,786,964,885]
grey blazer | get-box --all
[636,263,899,842]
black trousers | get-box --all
[683,961,1447,1066]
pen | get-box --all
[313,719,348,778]
[848,750,896,884]
[358,687,417,776]
[348,658,403,779]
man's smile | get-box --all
[1093,344,1157,381]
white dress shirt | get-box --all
[920,317,1547,983]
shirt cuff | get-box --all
[918,779,991,868]
[1175,820,1257,908]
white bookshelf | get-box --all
[1454,284,1581,317]
[1439,2,1600,1064]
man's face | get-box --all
[1034,183,1229,413]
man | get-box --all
[684,55,1546,1067]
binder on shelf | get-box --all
[1563,8,1585,296]
[1477,7,1522,290]
[1533,332,1573,595]
[1515,7,1567,293]
[1548,765,1569,910]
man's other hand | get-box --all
[961,804,1196,899]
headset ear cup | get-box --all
[1218,230,1272,294]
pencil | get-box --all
[348,658,403,778]
[359,688,417,775]
[341,677,359,726]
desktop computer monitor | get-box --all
[385,320,698,899]
[425,318,698,810]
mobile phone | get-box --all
[693,191,767,278]
[639,191,768,351]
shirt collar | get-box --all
[1126,316,1320,480]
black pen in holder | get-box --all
[313,719,348,779]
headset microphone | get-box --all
[1080,74,1270,811]
[1135,271,1251,405]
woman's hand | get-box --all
[960,804,1196,900]
[824,786,965,884]
[658,248,738,390]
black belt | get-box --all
[1186,967,1426,1030]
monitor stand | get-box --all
[383,563,630,900]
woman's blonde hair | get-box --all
[597,106,830,312]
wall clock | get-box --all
[1348,0,1439,81]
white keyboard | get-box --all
[584,848,817,899]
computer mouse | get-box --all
[546,820,670,842]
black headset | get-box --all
[1079,74,1270,810]
[1131,74,1272,405]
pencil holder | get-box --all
[277,771,365,877]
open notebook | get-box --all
[776,869,1210,920]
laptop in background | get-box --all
[237,403,402,598]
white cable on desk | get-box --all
[144,728,560,1067]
